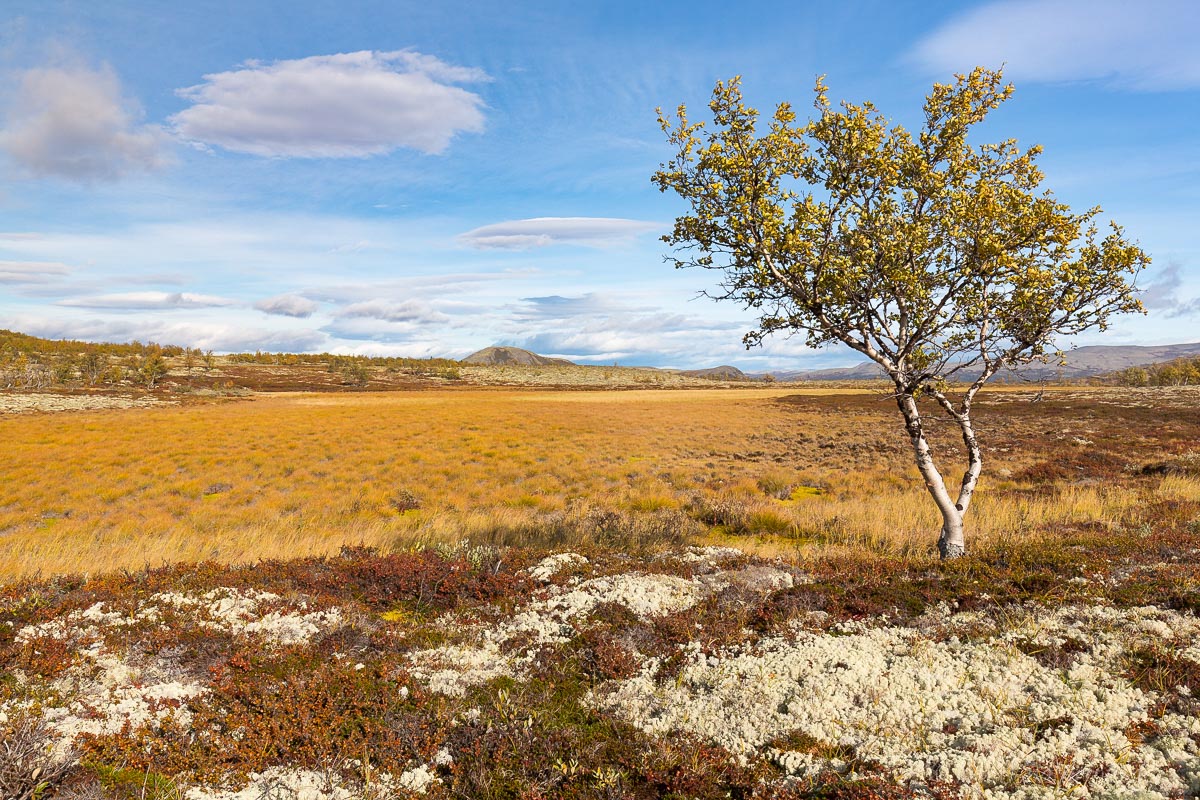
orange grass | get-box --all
[1,386,1197,581]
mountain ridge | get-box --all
[756,342,1200,382]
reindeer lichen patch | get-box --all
[183,767,414,800]
[409,571,709,695]
[16,647,208,762]
[408,640,514,698]
[527,552,589,582]
[596,604,1200,797]
[14,602,129,645]
[666,545,746,565]
[151,588,344,645]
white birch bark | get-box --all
[897,394,966,559]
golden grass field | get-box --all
[2,385,1199,582]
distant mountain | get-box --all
[762,363,885,382]
[461,346,574,366]
[762,342,1200,382]
[1047,343,1200,377]
[678,365,748,381]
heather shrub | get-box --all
[79,651,448,783]
[443,671,766,800]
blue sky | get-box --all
[0,0,1197,370]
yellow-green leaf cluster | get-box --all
[654,67,1148,393]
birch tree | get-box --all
[654,67,1148,558]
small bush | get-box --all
[746,510,794,535]
[756,472,794,500]
[0,709,76,800]
[687,494,753,532]
[389,488,422,513]
[1141,453,1200,478]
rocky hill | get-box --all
[461,346,574,366]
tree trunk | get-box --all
[896,393,966,559]
[952,412,983,521]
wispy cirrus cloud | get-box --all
[459,217,660,250]
[1141,261,1200,318]
[512,293,656,321]
[0,62,171,181]
[254,293,319,318]
[320,318,441,343]
[170,50,488,157]
[336,298,449,324]
[57,291,236,311]
[0,260,70,284]
[909,0,1200,90]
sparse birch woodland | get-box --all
[654,66,1149,558]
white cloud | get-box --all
[255,293,319,318]
[459,217,661,250]
[0,63,171,181]
[0,260,69,284]
[321,317,439,343]
[513,293,656,321]
[0,314,327,353]
[1141,261,1200,318]
[327,240,372,254]
[910,0,1200,90]
[308,270,541,304]
[170,50,488,157]
[504,292,747,364]
[58,291,236,310]
[336,298,449,324]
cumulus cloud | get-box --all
[57,291,236,311]
[0,63,171,181]
[459,217,660,250]
[255,293,319,318]
[0,260,69,284]
[910,0,1200,90]
[336,298,449,324]
[170,50,488,157]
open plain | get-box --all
[4,384,1200,799]
[2,384,1197,582]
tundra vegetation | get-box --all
[2,364,1200,797]
[0,64,1192,797]
[653,67,1147,558]
[0,330,467,392]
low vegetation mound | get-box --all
[679,365,747,381]
[5,530,1200,800]
[3,384,1200,796]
